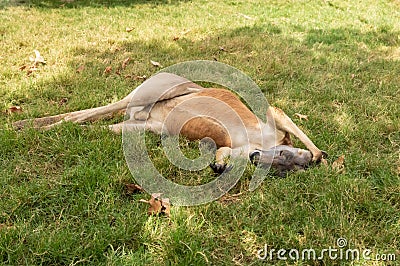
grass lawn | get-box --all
[1,0,399,265]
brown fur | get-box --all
[180,117,232,148]
[197,88,259,128]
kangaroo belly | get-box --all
[146,88,263,148]
[180,117,232,148]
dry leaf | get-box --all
[332,155,345,172]
[140,193,171,217]
[7,106,23,114]
[103,66,112,74]
[21,50,46,76]
[18,65,27,71]
[150,60,162,67]
[173,36,180,41]
[126,27,134,32]
[76,64,85,73]
[124,183,143,195]
[121,57,130,69]
[133,75,147,81]
[58,97,68,106]
[321,158,329,167]
[294,113,309,121]
[27,66,38,76]
[29,50,46,65]
[147,195,162,215]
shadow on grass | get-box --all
[4,0,191,8]
[20,23,399,116]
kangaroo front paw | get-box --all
[311,150,323,162]
[312,150,328,163]
[210,163,233,174]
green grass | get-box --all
[1,0,399,265]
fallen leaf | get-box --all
[140,193,171,216]
[321,158,329,167]
[332,155,345,172]
[27,66,38,76]
[29,50,46,65]
[147,195,162,215]
[294,113,309,121]
[76,64,85,73]
[121,57,130,69]
[173,36,180,41]
[133,75,147,81]
[150,60,162,67]
[21,50,46,76]
[124,183,143,195]
[58,97,68,106]
[7,106,23,114]
[126,27,134,32]
[103,66,112,74]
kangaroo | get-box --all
[13,73,327,176]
